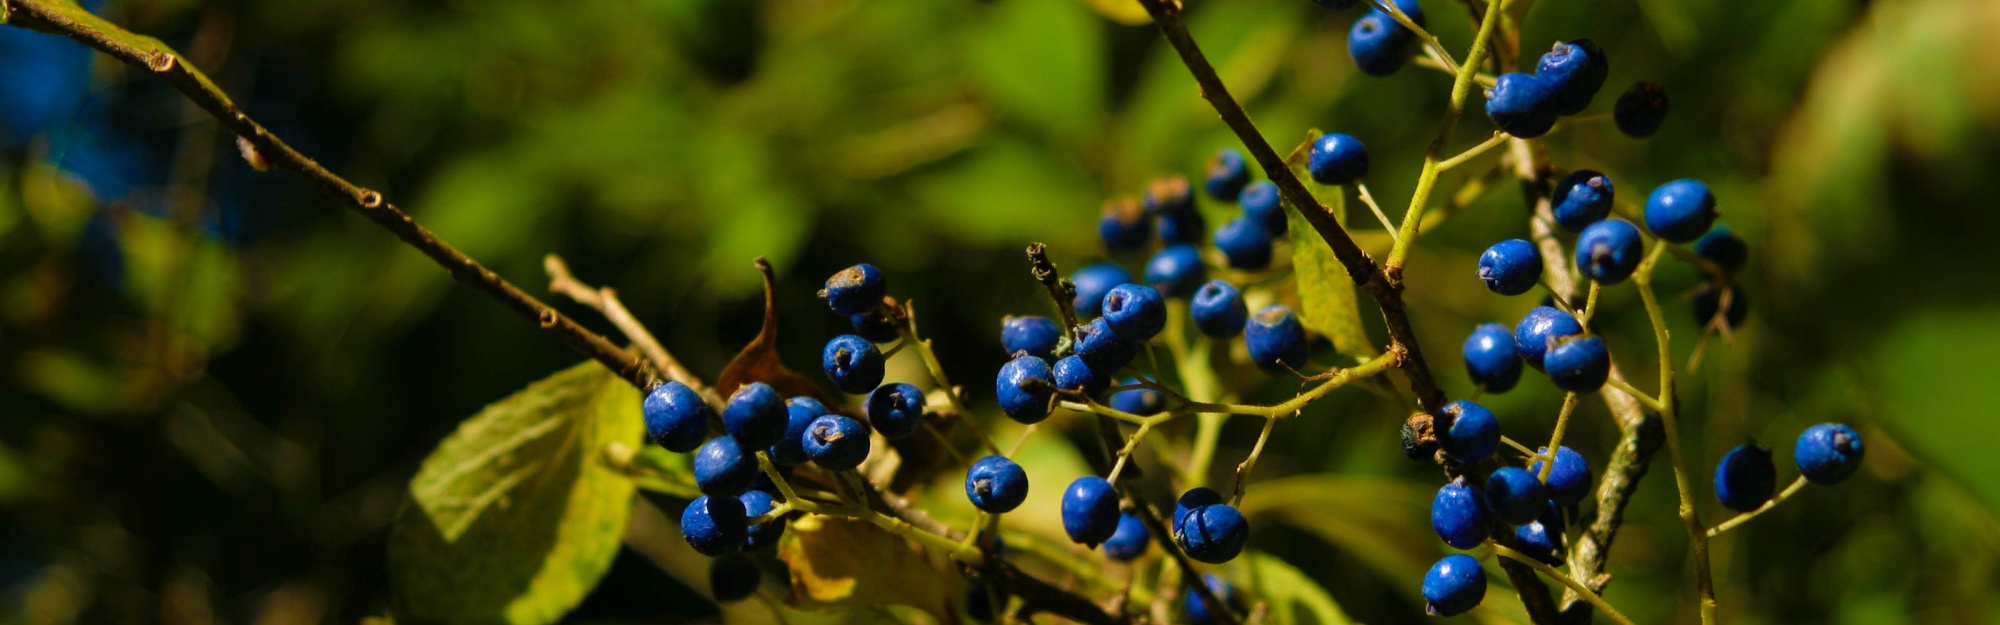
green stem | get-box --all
[1493,545,1641,625]
[1386,0,1507,270]
[1633,240,1717,625]
[1707,476,1810,538]
[1536,392,1579,481]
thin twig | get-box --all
[544,255,698,391]
[1707,476,1809,538]
[1494,545,1640,625]
[1437,132,1509,172]
[1354,182,1399,239]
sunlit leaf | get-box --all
[777,514,954,622]
[1224,552,1356,625]
[1285,193,1373,357]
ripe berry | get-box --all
[1072,263,1135,318]
[1531,446,1593,506]
[643,381,712,453]
[1214,217,1274,271]
[1613,81,1669,138]
[1306,133,1369,185]
[1422,554,1487,617]
[724,382,788,449]
[1205,149,1251,201]
[1441,400,1500,463]
[1103,283,1168,341]
[694,436,759,496]
[741,489,785,551]
[1485,466,1549,525]
[1714,443,1776,511]
[1061,476,1121,546]
[1348,11,1412,77]
[1239,181,1286,235]
[769,397,828,467]
[1545,335,1610,393]
[1551,170,1613,232]
[1099,196,1152,253]
[1513,502,1567,566]
[1054,354,1111,398]
[1463,323,1523,393]
[1143,175,1194,215]
[1575,218,1644,285]
[1074,317,1139,371]
[1191,280,1249,338]
[1486,73,1560,138]
[1001,315,1062,361]
[821,263,886,316]
[1478,238,1543,296]
[1515,306,1583,371]
[864,382,927,440]
[823,334,886,394]
[1184,574,1242,625]
[1795,423,1864,484]
[1145,244,1209,298]
[1102,513,1151,562]
[1644,179,1718,243]
[682,495,748,556]
[1535,39,1607,116]
[709,554,760,601]
[996,354,1056,424]
[1694,284,1748,329]
[1109,378,1164,415]
[1246,305,1309,374]
[1693,227,1748,275]
[1431,477,1493,550]
[1158,209,1207,246]
[850,308,901,343]
[803,414,871,469]
[1174,487,1225,537]
[964,455,1030,513]
[1177,503,1249,564]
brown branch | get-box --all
[544,255,703,393]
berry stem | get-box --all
[1577,282,1604,328]
[1604,377,1664,412]
[1705,475,1810,538]
[1385,0,1507,271]
[1633,240,1719,625]
[1366,0,1460,74]
[545,254,700,397]
[1436,132,1510,172]
[1355,182,1400,239]
[1228,416,1280,507]
[1493,545,1641,625]
[1535,392,1579,481]
[898,312,1004,456]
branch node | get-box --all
[146,50,175,73]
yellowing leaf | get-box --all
[777,515,953,621]
[1078,0,1151,25]
[1285,192,1374,357]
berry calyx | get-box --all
[1072,263,1136,318]
[996,354,1057,424]
[1061,476,1122,546]
[1478,238,1543,296]
[1463,323,1524,394]
[803,415,871,469]
[1714,443,1777,511]
[1613,81,1669,138]
[1531,446,1593,506]
[1440,399,1500,464]
[1145,243,1209,298]
[1485,466,1549,525]
[821,263,886,316]
[823,334,886,394]
[1795,423,1864,484]
[1515,305,1583,371]
[1486,73,1560,138]
[1102,513,1151,562]
[643,381,713,453]
[1102,283,1168,341]
[1644,179,1718,243]
[1545,335,1610,393]
[864,382,927,440]
[1246,304,1309,374]
[1191,280,1249,338]
[682,495,748,556]
[1551,170,1614,232]
[723,382,788,449]
[1204,149,1251,201]
[1575,218,1644,285]
[1431,477,1493,550]
[694,436,760,496]
[1177,502,1250,564]
[1306,133,1369,185]
[965,455,1030,513]
[1422,554,1487,616]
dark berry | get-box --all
[1714,443,1776,512]
[1513,501,1567,566]
[643,381,712,453]
[965,455,1030,513]
[996,355,1056,424]
[821,263,886,316]
[1422,554,1487,617]
[1645,179,1718,243]
[1478,238,1543,296]
[1545,335,1610,393]
[1463,323,1523,393]
[1485,466,1548,525]
[965,580,1000,622]
[1000,315,1062,361]
[864,382,927,440]
[1795,423,1864,484]
[803,415,870,470]
[1307,133,1369,185]
[723,382,788,449]
[1613,81,1668,138]
[1108,378,1164,415]
[769,397,827,467]
[1214,217,1274,271]
[1693,227,1748,275]
[1348,11,1412,76]
[823,334,886,394]
[1099,196,1153,253]
[1074,317,1139,371]
[1575,218,1644,285]
[1441,399,1500,463]
[1145,244,1208,298]
[1431,477,1493,550]
[1053,354,1111,398]
[1103,283,1168,341]
[1072,263,1135,318]
[1102,513,1151,561]
[1191,280,1249,338]
[741,489,785,551]
[1531,446,1593,506]
[1061,476,1121,546]
[1246,305,1309,374]
[1694,284,1748,329]
[709,554,760,601]
[1205,149,1251,201]
[1174,487,1225,537]
[1177,503,1249,564]
[1515,306,1583,371]
[850,309,901,343]
[1535,39,1607,116]
[1158,209,1207,246]
[1551,170,1613,232]
[682,495,748,556]
[1240,180,1286,235]
[1486,73,1560,138]
[694,436,759,496]
[1312,0,1359,9]
[1143,175,1194,215]
[1184,574,1242,625]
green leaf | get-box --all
[387,362,643,625]
[1285,193,1373,357]
[1238,475,1435,601]
[1224,552,1357,625]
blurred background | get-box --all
[2,0,1998,622]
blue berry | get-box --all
[1061,476,1121,546]
[1545,335,1610,393]
[723,382,788,449]
[1053,354,1111,398]
[694,436,760,496]
[1693,227,1748,275]
[741,489,785,551]
[1177,503,1249,564]
[821,263,886,316]
[709,554,760,601]
[769,397,828,466]
[1184,574,1241,625]
[1422,554,1487,617]
[1613,82,1668,138]
[1513,501,1567,566]
[1072,263,1135,318]
[1551,170,1613,232]
[1535,39,1607,116]
[1694,284,1748,329]
[1099,196,1152,253]
[1644,179,1718,243]
[1246,305,1309,374]
[1795,423,1864,484]
[1486,73,1560,138]
[1463,323,1523,393]
[1714,443,1776,511]
[1174,487,1225,537]
[1431,477,1493,550]
[1102,283,1168,341]
[803,415,871,469]
[1531,446,1593,506]
[1001,316,1062,361]
[1191,280,1249,338]
[965,455,1030,513]
[864,382,927,440]
[682,495,748,556]
[1158,209,1207,246]
[996,355,1056,424]
[1214,218,1274,271]
[1145,244,1208,298]
[1347,11,1411,76]
[1239,181,1286,235]
[643,381,712,453]
[1441,399,1500,463]
[1485,466,1548,525]
[1478,238,1543,296]
[1108,378,1164,415]
[1102,513,1151,561]
[1205,149,1251,201]
[823,334,886,394]
[1306,133,1369,186]
[1074,317,1139,371]
[1515,306,1583,371]
[1143,175,1194,215]
[1575,218,1643,285]
[850,308,901,343]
